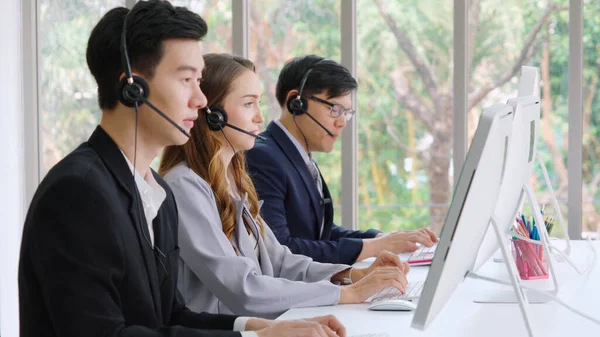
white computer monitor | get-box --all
[518,66,540,98]
[472,95,541,271]
[411,103,513,330]
[473,66,543,271]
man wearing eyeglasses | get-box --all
[246,55,437,266]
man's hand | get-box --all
[375,228,438,251]
[255,315,346,337]
[359,228,438,261]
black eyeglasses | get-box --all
[306,95,355,122]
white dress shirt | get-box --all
[120,152,166,246]
[120,152,256,336]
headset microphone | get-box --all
[304,111,334,137]
[225,123,267,141]
[205,106,267,141]
[136,95,191,138]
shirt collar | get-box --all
[120,151,167,220]
[274,119,312,167]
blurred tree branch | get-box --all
[468,4,567,110]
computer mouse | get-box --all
[368,299,417,311]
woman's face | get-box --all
[220,70,264,151]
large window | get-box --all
[249,0,343,222]
[583,1,600,238]
[470,0,569,237]
[38,0,122,176]
[33,0,596,238]
[357,0,453,234]
[170,0,232,53]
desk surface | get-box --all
[278,241,600,337]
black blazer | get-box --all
[246,121,380,265]
[19,126,241,337]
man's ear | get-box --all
[287,89,300,101]
[119,72,144,82]
[282,90,297,115]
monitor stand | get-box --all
[535,152,571,258]
[469,215,540,337]
[493,150,571,263]
[467,183,563,336]
[469,179,598,336]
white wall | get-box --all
[0,0,25,336]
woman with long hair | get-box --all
[159,53,409,318]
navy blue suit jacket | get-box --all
[246,121,381,265]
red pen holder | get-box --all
[511,239,549,280]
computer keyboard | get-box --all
[367,281,425,302]
[351,334,390,337]
[407,243,437,264]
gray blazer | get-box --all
[164,164,348,318]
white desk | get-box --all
[278,241,600,336]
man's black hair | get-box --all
[86,0,208,110]
[275,54,357,107]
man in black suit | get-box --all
[246,55,438,265]
[18,2,345,337]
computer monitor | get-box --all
[411,103,513,330]
[473,66,544,270]
[518,66,540,97]
[472,95,541,271]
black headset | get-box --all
[285,59,335,138]
[118,8,148,108]
[205,106,228,131]
[118,6,169,278]
[286,59,327,116]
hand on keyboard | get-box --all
[257,317,344,337]
[302,314,347,337]
[370,228,438,255]
[338,267,408,304]
[367,281,425,302]
[407,243,438,264]
[363,250,410,275]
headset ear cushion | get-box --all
[287,96,307,116]
[206,106,228,131]
[118,75,150,107]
